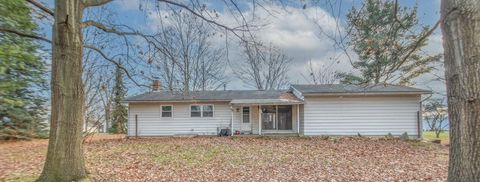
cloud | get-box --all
[143,3,355,89]
[142,1,444,93]
[207,4,350,88]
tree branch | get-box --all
[83,44,148,88]
[82,20,146,36]
[0,27,51,43]
[83,20,176,59]
[26,0,54,16]
[157,0,246,35]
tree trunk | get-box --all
[37,0,87,181]
[441,0,480,181]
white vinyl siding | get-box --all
[127,94,421,137]
[298,104,305,135]
[231,106,242,133]
[303,95,421,137]
[128,102,230,136]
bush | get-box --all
[385,132,394,139]
[0,127,31,140]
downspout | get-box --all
[418,101,423,139]
[127,104,130,135]
[230,106,234,136]
[135,114,138,138]
[297,104,300,135]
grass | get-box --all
[423,131,449,142]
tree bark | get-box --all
[441,0,480,181]
[37,0,87,181]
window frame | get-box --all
[160,105,173,118]
[190,104,214,118]
[190,105,202,117]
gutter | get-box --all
[301,91,432,96]
[122,100,232,103]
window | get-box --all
[191,105,214,117]
[191,105,201,117]
[242,107,250,123]
[161,105,172,117]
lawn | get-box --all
[0,135,448,181]
[423,131,449,143]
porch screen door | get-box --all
[277,105,292,130]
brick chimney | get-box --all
[152,80,161,92]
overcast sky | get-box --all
[37,0,445,98]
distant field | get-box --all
[423,131,449,142]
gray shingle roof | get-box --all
[124,90,289,102]
[291,84,431,94]
[125,84,431,102]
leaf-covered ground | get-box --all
[0,135,448,181]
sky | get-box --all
[36,0,445,98]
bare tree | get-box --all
[423,99,448,138]
[441,0,480,180]
[82,7,117,133]
[235,41,291,90]
[302,59,338,84]
[83,50,114,133]
[152,11,227,92]
[0,0,274,180]
[0,0,283,180]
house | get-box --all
[124,82,431,138]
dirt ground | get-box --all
[0,135,448,181]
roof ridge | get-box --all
[124,89,291,102]
[290,84,431,94]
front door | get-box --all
[241,107,251,133]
